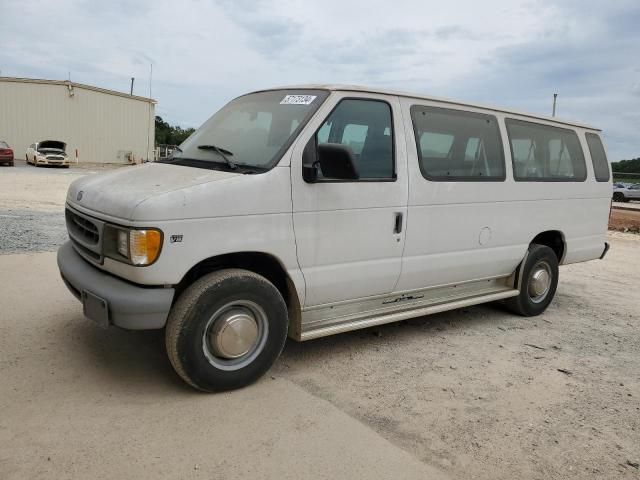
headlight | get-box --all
[129,229,162,265]
[117,230,128,257]
[105,226,163,266]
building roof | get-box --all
[252,83,600,131]
[0,76,156,104]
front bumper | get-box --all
[57,241,174,329]
[36,158,70,165]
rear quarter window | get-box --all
[505,119,587,182]
[585,133,611,182]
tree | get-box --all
[155,116,196,146]
[611,158,640,173]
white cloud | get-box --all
[0,0,638,159]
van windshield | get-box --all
[164,89,328,171]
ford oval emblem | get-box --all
[77,191,83,201]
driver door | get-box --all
[290,92,408,307]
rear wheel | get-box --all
[165,269,288,392]
[505,244,559,316]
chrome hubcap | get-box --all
[528,262,552,303]
[202,300,268,371]
[209,310,259,359]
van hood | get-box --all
[67,163,239,219]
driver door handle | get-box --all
[394,212,403,234]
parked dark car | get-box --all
[0,141,15,166]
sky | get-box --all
[1,0,639,161]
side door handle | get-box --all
[394,212,403,234]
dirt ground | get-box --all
[1,164,639,479]
[610,207,640,233]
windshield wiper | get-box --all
[197,144,237,170]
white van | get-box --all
[58,85,612,391]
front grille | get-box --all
[66,209,99,245]
[71,240,102,262]
[65,206,107,265]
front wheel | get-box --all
[165,269,289,392]
[613,192,625,202]
[505,244,559,316]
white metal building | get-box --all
[0,77,155,164]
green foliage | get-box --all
[611,158,640,173]
[155,116,196,146]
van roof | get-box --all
[253,84,601,132]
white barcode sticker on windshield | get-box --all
[280,94,317,105]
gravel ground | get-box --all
[0,162,122,254]
[1,164,639,480]
[0,210,66,253]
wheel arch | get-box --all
[174,251,302,339]
[530,230,566,264]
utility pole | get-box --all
[552,93,558,117]
[130,77,135,95]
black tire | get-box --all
[165,269,288,392]
[613,192,625,202]
[505,244,559,317]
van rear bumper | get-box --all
[57,241,174,330]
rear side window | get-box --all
[315,99,394,180]
[505,119,587,181]
[585,133,611,182]
[410,106,505,181]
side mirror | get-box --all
[302,137,319,183]
[317,143,359,180]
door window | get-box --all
[314,99,394,180]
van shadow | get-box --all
[279,303,515,367]
[64,316,189,394]
[62,303,513,392]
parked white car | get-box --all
[57,85,612,392]
[26,140,70,167]
[613,183,640,202]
